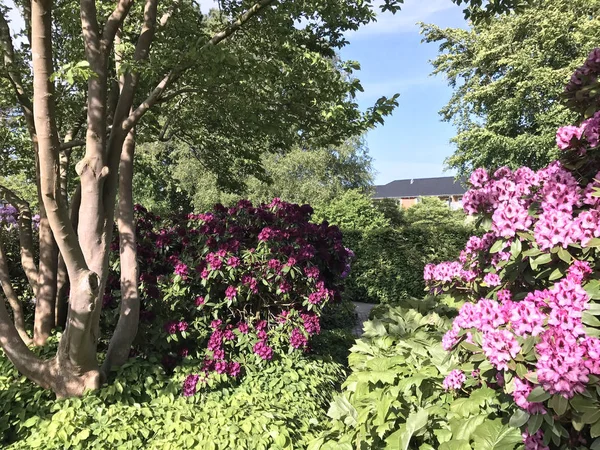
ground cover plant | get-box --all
[0,340,347,449]
[312,300,524,450]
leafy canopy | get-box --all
[422,0,600,176]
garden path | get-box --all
[352,302,377,336]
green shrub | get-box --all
[312,190,390,232]
[342,224,471,304]
[0,349,346,450]
[320,298,357,332]
[312,302,522,450]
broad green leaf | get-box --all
[527,386,551,403]
[439,440,471,450]
[472,419,522,450]
[509,409,529,428]
[385,409,429,450]
[450,415,486,441]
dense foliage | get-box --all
[313,301,524,449]
[0,341,346,449]
[104,199,353,392]
[337,196,472,304]
[422,0,600,176]
[425,50,600,449]
[149,138,373,214]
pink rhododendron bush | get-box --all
[425,49,600,449]
[104,199,353,395]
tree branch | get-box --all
[0,231,32,345]
[0,10,34,133]
[0,185,39,296]
[80,0,101,63]
[60,140,86,151]
[122,0,276,133]
[157,87,200,103]
[101,0,134,53]
[33,0,88,278]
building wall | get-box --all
[374,195,464,209]
[399,198,418,208]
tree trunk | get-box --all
[34,208,58,345]
[102,126,139,371]
[55,149,73,328]
[31,0,101,394]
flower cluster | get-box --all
[107,199,353,394]
[426,50,600,449]
[0,204,18,228]
[0,203,40,230]
[442,369,465,391]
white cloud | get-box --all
[374,160,456,185]
[350,0,456,37]
[199,0,219,14]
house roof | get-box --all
[373,176,467,199]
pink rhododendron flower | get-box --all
[523,430,549,450]
[182,374,200,397]
[556,125,583,151]
[483,273,501,287]
[290,328,308,349]
[443,369,466,390]
[481,329,521,371]
[225,285,238,300]
[253,341,273,360]
[512,377,546,414]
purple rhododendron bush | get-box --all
[425,49,600,449]
[103,198,353,395]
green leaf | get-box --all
[490,240,505,254]
[592,420,600,438]
[585,238,600,248]
[450,415,486,441]
[22,417,38,428]
[532,253,552,266]
[550,395,568,416]
[385,409,428,450]
[557,247,572,263]
[527,386,551,403]
[587,302,600,316]
[583,312,600,327]
[439,441,471,450]
[585,281,600,300]
[509,409,530,428]
[472,419,522,450]
[548,268,564,281]
[528,414,543,434]
[510,239,522,257]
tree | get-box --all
[312,190,390,232]
[146,137,374,212]
[403,197,465,228]
[0,0,531,397]
[373,198,406,228]
[0,0,410,397]
[422,0,600,176]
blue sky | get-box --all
[340,1,469,185]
